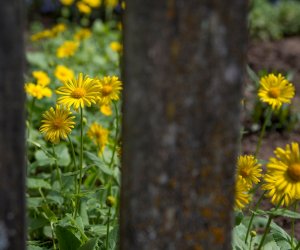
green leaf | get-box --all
[84,151,113,175]
[35,150,54,166]
[26,52,48,69]
[89,225,107,237]
[55,225,82,250]
[56,146,71,167]
[27,197,43,208]
[78,238,98,250]
[28,216,48,231]
[27,178,51,190]
[255,208,300,219]
[41,205,58,223]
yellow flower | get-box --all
[258,73,295,110]
[109,41,122,53]
[74,28,92,41]
[56,40,79,58]
[30,30,53,41]
[77,1,92,14]
[51,23,67,35]
[32,71,50,87]
[83,0,101,8]
[87,122,109,153]
[97,76,122,104]
[60,0,74,5]
[105,0,118,7]
[56,73,100,110]
[237,155,262,187]
[40,105,75,144]
[55,65,75,83]
[25,83,52,99]
[100,104,112,116]
[235,176,251,210]
[262,142,300,207]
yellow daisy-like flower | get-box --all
[235,176,251,210]
[56,40,79,58]
[87,122,109,153]
[100,104,112,116]
[32,70,50,87]
[56,73,100,110]
[60,0,74,5]
[97,76,122,104]
[258,73,295,110]
[262,142,300,207]
[105,0,118,8]
[83,0,101,8]
[25,83,52,99]
[77,1,92,14]
[109,41,122,53]
[55,65,75,83]
[40,105,75,144]
[30,30,53,41]
[51,23,67,35]
[74,28,92,41]
[237,155,262,187]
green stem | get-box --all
[295,240,300,250]
[257,215,273,250]
[50,222,57,250]
[52,144,62,188]
[27,97,36,139]
[109,102,119,168]
[107,102,120,195]
[67,135,78,216]
[291,202,298,249]
[74,107,84,218]
[255,108,272,157]
[105,207,111,250]
[257,195,285,250]
[245,190,267,243]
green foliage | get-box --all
[26,18,121,249]
[249,0,300,40]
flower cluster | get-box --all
[25,71,52,99]
[234,155,262,210]
[31,23,66,42]
[40,73,122,145]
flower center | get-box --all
[268,87,281,98]
[52,119,63,129]
[239,169,250,178]
[101,85,113,96]
[288,163,300,181]
[71,88,86,99]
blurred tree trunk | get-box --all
[121,1,247,249]
[0,1,25,249]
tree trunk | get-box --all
[0,1,25,249]
[121,1,247,249]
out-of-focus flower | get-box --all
[109,41,122,53]
[32,71,50,87]
[56,40,79,58]
[55,65,75,83]
[77,1,92,14]
[74,28,92,40]
[25,83,52,99]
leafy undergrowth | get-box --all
[26,18,122,250]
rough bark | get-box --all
[121,1,247,249]
[0,1,25,249]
